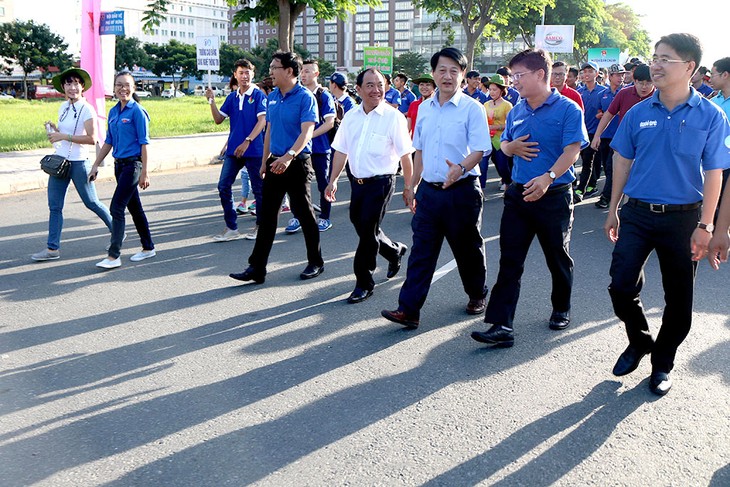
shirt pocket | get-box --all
[367,134,390,157]
[675,126,708,159]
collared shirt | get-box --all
[385,87,401,107]
[607,85,655,122]
[611,87,730,204]
[331,102,413,178]
[558,85,584,110]
[598,84,623,139]
[105,99,150,159]
[578,83,608,133]
[414,89,491,183]
[697,83,714,98]
[502,88,589,186]
[464,86,488,104]
[312,86,336,154]
[505,86,521,106]
[266,83,318,155]
[406,97,425,136]
[398,88,417,114]
[219,85,267,158]
[711,90,730,119]
[337,93,357,113]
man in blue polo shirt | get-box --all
[381,47,491,329]
[328,72,357,114]
[229,51,323,284]
[463,70,488,103]
[605,33,730,396]
[471,49,588,348]
[384,74,401,109]
[207,59,267,242]
[575,61,608,201]
[394,72,417,114]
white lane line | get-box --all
[431,235,500,283]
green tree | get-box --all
[0,20,73,99]
[145,40,197,96]
[393,51,429,78]
[415,0,553,69]
[115,36,151,71]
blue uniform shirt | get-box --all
[219,85,267,158]
[505,86,521,107]
[338,93,357,114]
[312,87,336,154]
[414,89,491,183]
[611,87,730,204]
[398,88,417,114]
[711,90,730,118]
[266,83,318,155]
[464,87,488,104]
[385,87,401,107]
[105,99,150,159]
[599,85,622,139]
[697,83,714,98]
[502,88,589,186]
[579,83,608,133]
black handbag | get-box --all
[40,104,83,179]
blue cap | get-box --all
[328,72,347,88]
[581,61,599,71]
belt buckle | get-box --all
[649,203,665,213]
[357,178,364,185]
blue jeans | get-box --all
[108,159,154,259]
[240,168,250,199]
[219,155,262,229]
[46,159,112,250]
[311,152,331,219]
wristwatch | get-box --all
[245,137,252,142]
[698,222,715,233]
[547,170,557,180]
[287,149,296,158]
[458,163,467,175]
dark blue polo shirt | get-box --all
[219,86,267,158]
[599,85,622,139]
[464,87,488,104]
[338,94,356,114]
[505,87,521,106]
[105,99,150,159]
[502,88,589,186]
[312,87,336,154]
[385,87,401,107]
[579,83,608,134]
[398,88,417,114]
[611,88,730,204]
[266,83,318,155]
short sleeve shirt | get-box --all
[398,88,417,114]
[56,99,95,160]
[338,93,357,113]
[607,85,655,122]
[414,90,491,183]
[464,87,489,104]
[105,99,150,159]
[559,85,584,110]
[598,85,623,139]
[312,87,336,154]
[266,83,318,155]
[610,88,730,204]
[406,97,424,136]
[505,87,521,106]
[219,85,267,158]
[501,88,589,186]
[579,83,608,133]
[385,87,401,107]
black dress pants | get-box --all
[577,133,602,191]
[248,155,323,272]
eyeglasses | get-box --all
[551,72,566,78]
[649,58,690,66]
[114,83,133,89]
[512,71,534,81]
[269,65,285,71]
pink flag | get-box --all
[80,0,107,145]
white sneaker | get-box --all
[106,233,128,251]
[213,228,242,242]
[96,257,121,269]
[32,249,60,261]
[130,249,156,262]
[244,226,258,240]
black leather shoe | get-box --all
[548,311,570,330]
[612,344,652,376]
[381,309,419,329]
[386,244,408,279]
[649,372,672,396]
[347,287,373,304]
[229,267,265,284]
[300,264,324,280]
[466,298,486,315]
[471,324,514,347]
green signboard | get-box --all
[587,48,621,68]
[363,46,394,75]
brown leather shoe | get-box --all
[466,298,486,315]
[381,309,419,329]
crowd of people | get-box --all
[31,32,730,396]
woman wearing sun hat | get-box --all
[31,67,113,262]
[483,74,514,191]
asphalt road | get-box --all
[0,166,728,486]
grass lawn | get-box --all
[0,96,229,152]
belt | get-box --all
[115,156,141,164]
[626,198,701,213]
[350,174,394,185]
[511,182,572,194]
[423,175,477,190]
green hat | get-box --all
[52,67,92,93]
[412,73,435,85]
[486,74,506,88]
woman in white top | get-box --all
[31,68,113,261]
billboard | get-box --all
[535,25,575,54]
[196,36,220,71]
[587,48,622,68]
[363,46,394,75]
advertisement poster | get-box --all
[535,25,575,54]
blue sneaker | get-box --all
[318,218,332,232]
[285,217,301,234]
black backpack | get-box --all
[315,86,344,144]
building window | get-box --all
[272,29,277,34]
[374,12,388,21]
[324,43,337,52]
[189,19,194,26]
[395,21,410,30]
[325,53,337,61]
[396,1,412,10]
[355,13,369,23]
[266,29,270,34]
[355,52,364,60]
[306,35,318,44]
[374,21,388,31]
[355,33,369,42]
[171,30,176,37]
[374,32,388,41]
[189,32,194,38]
[395,31,410,40]
[395,11,411,20]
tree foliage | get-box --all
[0,20,73,99]
[393,51,429,78]
[145,40,198,94]
[115,35,151,71]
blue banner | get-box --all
[100,11,125,36]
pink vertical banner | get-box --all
[80,0,107,145]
